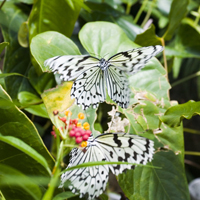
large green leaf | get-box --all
[79,21,137,59]
[80,2,142,41]
[28,0,82,40]
[0,135,51,174]
[160,101,200,127]
[119,151,190,200]
[0,85,54,170]
[0,164,42,200]
[0,2,31,100]
[30,31,81,71]
[163,0,189,40]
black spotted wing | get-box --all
[108,45,163,74]
[60,133,154,199]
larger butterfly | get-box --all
[59,133,154,199]
[44,46,163,110]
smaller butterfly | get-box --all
[59,133,154,199]
[44,46,163,110]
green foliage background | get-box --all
[0,0,200,200]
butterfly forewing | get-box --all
[108,45,163,74]
[44,55,100,81]
[60,133,154,199]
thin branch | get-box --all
[171,71,200,87]
[134,0,148,24]
[0,0,6,10]
[185,151,200,156]
[160,37,170,99]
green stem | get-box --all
[160,38,170,99]
[126,3,131,14]
[184,128,200,135]
[185,151,200,156]
[0,0,6,10]
[134,0,148,24]
[171,71,200,87]
[141,0,157,28]
[42,141,64,200]
[194,6,200,26]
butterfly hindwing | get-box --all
[105,66,130,108]
[44,55,100,81]
[109,45,163,74]
[70,67,106,110]
[60,146,109,200]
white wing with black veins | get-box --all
[60,133,154,199]
[108,45,163,74]
[70,67,106,110]
[44,55,100,81]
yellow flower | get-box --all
[77,122,82,127]
[80,141,87,147]
[65,110,72,117]
[83,122,90,130]
[78,112,85,120]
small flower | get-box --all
[76,137,83,144]
[78,112,85,120]
[80,141,87,147]
[65,110,72,117]
[77,122,82,127]
[83,122,90,130]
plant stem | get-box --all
[171,71,200,87]
[194,6,200,26]
[185,151,200,156]
[141,0,157,28]
[0,0,6,10]
[134,0,148,24]
[42,141,64,200]
[126,3,131,14]
[160,37,170,99]
[184,128,200,135]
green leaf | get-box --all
[28,0,82,41]
[160,101,200,127]
[0,164,42,200]
[79,21,137,59]
[0,134,51,174]
[119,151,190,200]
[52,191,77,200]
[41,82,75,124]
[30,31,81,71]
[0,42,9,54]
[28,66,56,95]
[18,21,29,48]
[18,91,49,118]
[0,85,54,170]
[0,2,31,100]
[163,0,189,40]
[0,73,24,79]
[135,24,162,46]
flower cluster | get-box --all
[51,110,91,146]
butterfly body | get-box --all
[45,46,163,109]
[60,133,154,199]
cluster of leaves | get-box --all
[0,0,200,200]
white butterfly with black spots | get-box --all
[59,133,154,199]
[44,46,163,110]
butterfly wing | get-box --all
[95,133,154,175]
[60,146,110,200]
[44,55,100,81]
[70,67,106,110]
[108,45,163,74]
[105,66,130,108]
